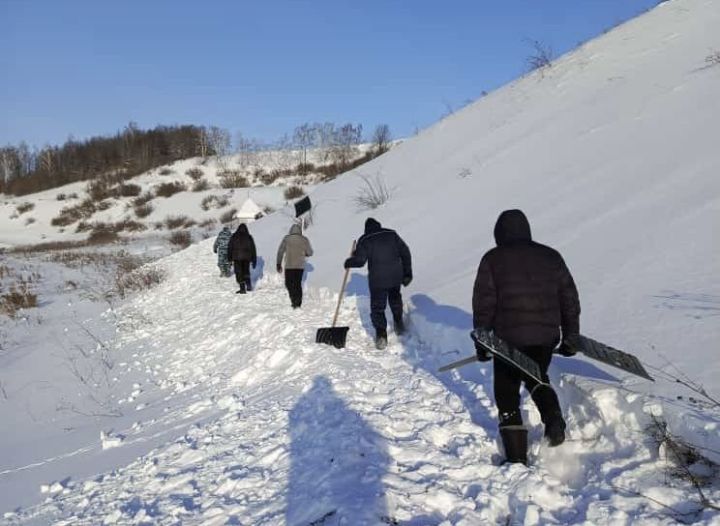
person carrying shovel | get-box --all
[344,218,412,350]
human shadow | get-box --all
[251,256,265,288]
[301,262,315,286]
[286,376,389,525]
[410,293,472,331]
[401,295,497,430]
[345,272,374,337]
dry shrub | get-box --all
[297,162,315,175]
[706,50,720,67]
[114,256,166,299]
[199,218,217,228]
[1,281,38,318]
[353,174,393,211]
[9,240,89,253]
[132,191,154,207]
[87,179,119,202]
[158,167,174,176]
[51,198,97,227]
[192,178,210,192]
[219,208,237,224]
[134,202,154,218]
[219,170,249,188]
[168,230,192,248]
[284,185,305,200]
[16,202,35,215]
[56,193,67,201]
[164,215,195,229]
[118,183,142,197]
[96,200,112,211]
[87,229,120,245]
[200,194,229,211]
[25,217,36,226]
[186,167,204,181]
[155,181,186,198]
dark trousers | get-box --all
[369,286,403,331]
[233,260,252,291]
[493,345,562,427]
[284,269,304,307]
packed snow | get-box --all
[1,0,719,524]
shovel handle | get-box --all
[331,240,357,328]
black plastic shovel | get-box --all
[316,241,356,349]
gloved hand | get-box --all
[343,258,353,269]
[470,328,493,362]
[475,343,492,362]
[557,334,580,357]
[277,264,282,273]
[402,275,412,287]
[252,261,257,270]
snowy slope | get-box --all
[1,0,719,524]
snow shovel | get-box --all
[316,241,356,349]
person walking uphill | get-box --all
[276,224,313,308]
[472,209,580,464]
[213,226,233,277]
[344,218,412,350]
[227,223,257,294]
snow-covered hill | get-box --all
[0,144,381,248]
[1,0,719,524]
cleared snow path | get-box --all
[2,243,718,525]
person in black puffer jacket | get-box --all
[344,218,412,350]
[473,209,580,462]
[227,223,257,294]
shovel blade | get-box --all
[315,327,350,349]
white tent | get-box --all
[234,198,264,222]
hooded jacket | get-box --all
[227,224,257,265]
[213,226,232,262]
[277,224,313,270]
[345,218,412,289]
[472,209,580,347]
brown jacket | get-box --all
[472,210,580,347]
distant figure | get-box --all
[227,223,257,294]
[276,224,313,308]
[344,218,412,350]
[472,209,581,464]
[213,226,232,277]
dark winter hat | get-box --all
[236,223,249,235]
[364,218,382,234]
[494,209,532,246]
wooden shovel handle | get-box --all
[331,240,357,328]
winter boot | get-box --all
[394,316,406,336]
[499,426,528,465]
[544,414,566,447]
[375,329,388,350]
[236,282,247,294]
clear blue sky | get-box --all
[1,0,659,148]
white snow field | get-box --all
[2,0,720,524]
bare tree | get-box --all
[329,123,363,167]
[372,124,392,155]
[293,123,315,167]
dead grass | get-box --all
[200,194,229,211]
[283,185,305,200]
[155,181,186,198]
[16,202,35,215]
[168,230,192,248]
[219,208,237,224]
[218,170,249,188]
[134,202,154,218]
[164,215,195,229]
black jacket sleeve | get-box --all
[397,234,412,279]
[345,238,368,268]
[558,257,580,336]
[250,236,257,266]
[472,254,496,330]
